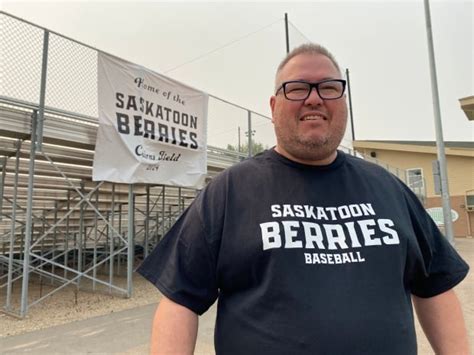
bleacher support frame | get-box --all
[0,11,410,319]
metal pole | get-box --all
[6,140,22,310]
[284,13,290,54]
[110,183,115,284]
[20,228,24,262]
[156,208,159,244]
[92,188,98,290]
[105,211,109,271]
[20,110,39,317]
[78,181,85,289]
[145,185,150,258]
[423,0,454,243]
[73,232,77,272]
[40,212,45,287]
[64,190,70,279]
[52,201,58,282]
[465,209,472,238]
[345,68,356,141]
[247,111,253,158]
[0,157,6,222]
[118,203,122,236]
[168,205,172,229]
[19,28,49,316]
[238,126,241,153]
[36,30,49,151]
[118,202,122,275]
[127,184,134,297]
[161,186,166,238]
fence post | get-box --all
[20,110,39,317]
[6,140,22,311]
[78,181,85,290]
[0,157,6,222]
[161,186,166,238]
[36,30,49,151]
[145,185,150,258]
[127,184,134,297]
[110,183,115,284]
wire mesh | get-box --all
[251,114,275,153]
[207,96,251,150]
[46,33,98,117]
[0,13,44,104]
[0,11,418,319]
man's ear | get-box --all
[270,96,276,123]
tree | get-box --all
[226,141,268,155]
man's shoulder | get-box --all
[204,149,273,189]
[224,149,273,173]
[344,152,396,176]
[342,152,416,199]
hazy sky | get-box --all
[2,0,473,148]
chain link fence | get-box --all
[0,11,416,318]
[0,14,44,104]
[46,33,98,117]
[0,12,274,146]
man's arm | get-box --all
[413,289,470,354]
[150,296,198,355]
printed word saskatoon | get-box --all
[114,93,199,150]
[259,203,400,265]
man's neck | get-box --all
[274,146,337,166]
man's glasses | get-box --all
[275,79,346,101]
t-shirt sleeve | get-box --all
[402,184,470,298]
[136,191,219,315]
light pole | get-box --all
[245,129,256,157]
[423,0,454,244]
[238,126,241,152]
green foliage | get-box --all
[226,141,268,155]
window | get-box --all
[406,168,426,200]
[407,168,424,188]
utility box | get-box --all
[432,160,442,195]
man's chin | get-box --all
[287,143,334,160]
[297,137,329,150]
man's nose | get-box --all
[304,87,324,106]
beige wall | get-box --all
[356,148,474,197]
[425,195,473,237]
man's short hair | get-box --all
[275,43,342,90]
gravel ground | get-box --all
[1,238,473,354]
[0,274,161,338]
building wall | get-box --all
[356,148,474,197]
[425,195,473,237]
[355,146,474,237]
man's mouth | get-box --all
[300,114,327,121]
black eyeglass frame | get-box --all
[275,79,347,101]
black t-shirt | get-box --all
[138,149,469,355]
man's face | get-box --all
[270,53,348,164]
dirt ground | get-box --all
[0,274,161,338]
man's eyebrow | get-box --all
[288,77,340,82]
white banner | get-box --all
[93,53,208,188]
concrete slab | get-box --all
[2,238,472,355]
[1,303,217,355]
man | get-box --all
[138,43,470,354]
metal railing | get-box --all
[0,10,258,318]
[0,11,414,319]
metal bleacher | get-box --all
[0,11,413,319]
